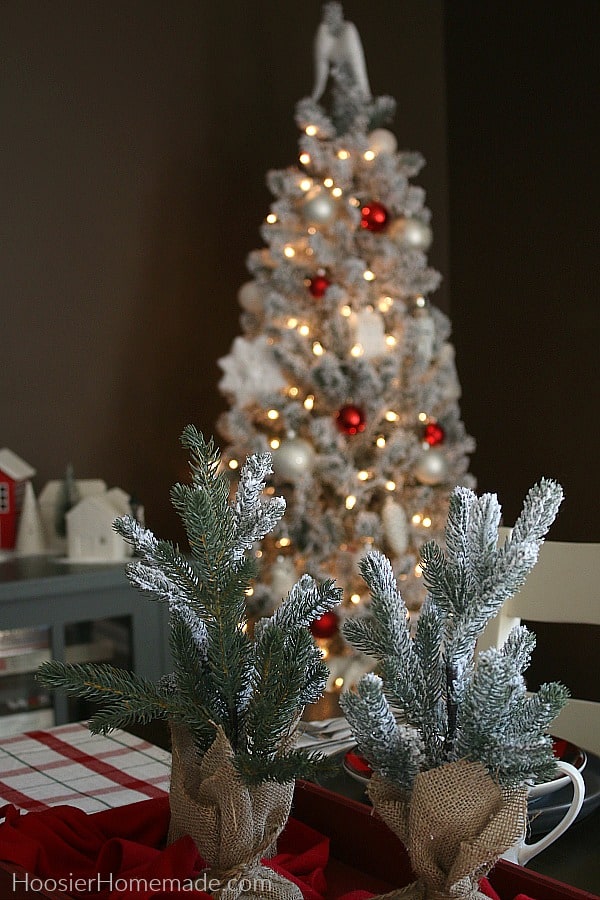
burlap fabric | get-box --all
[367,759,528,900]
[168,723,302,900]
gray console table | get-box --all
[0,555,170,727]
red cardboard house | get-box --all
[0,448,36,550]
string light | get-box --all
[350,343,364,357]
[255,549,263,559]
[284,245,296,258]
[337,149,350,160]
[418,411,428,422]
[364,150,376,161]
[385,410,399,422]
[299,177,313,192]
[422,516,432,528]
[376,436,386,448]
[334,677,344,688]
[246,587,254,597]
[349,197,361,207]
[323,177,334,188]
[357,470,369,481]
[265,486,275,495]
[385,334,397,347]
[303,395,315,410]
[270,438,281,449]
[299,152,311,165]
[305,125,317,136]
[415,295,426,308]
[298,324,310,337]
[307,226,317,235]
[321,647,329,659]
[288,386,299,397]
[378,296,394,312]
[412,513,423,525]
[267,409,279,420]
[312,341,324,356]
[345,494,357,510]
[266,213,277,224]
[415,563,424,577]
[385,480,396,491]
[363,269,375,281]
[276,536,291,548]
[340,305,352,317]
[331,187,343,198]
[228,459,239,470]
[350,594,361,605]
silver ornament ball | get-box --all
[367,128,398,156]
[301,188,338,226]
[237,280,262,312]
[389,216,433,251]
[414,448,448,485]
[273,437,315,482]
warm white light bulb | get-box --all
[350,343,364,357]
[305,125,317,136]
[299,152,311,165]
[303,395,315,410]
[266,213,277,224]
[385,335,397,347]
[287,317,298,329]
[323,177,334,188]
[363,269,375,281]
[364,150,376,161]
[267,409,279,420]
[346,495,357,510]
[350,594,361,605]
[270,438,281,449]
[312,341,324,356]
[337,149,349,160]
[385,480,396,491]
[298,324,310,337]
[418,411,428,422]
[385,410,399,422]
[334,677,344,688]
[284,245,296,258]
[288,385,299,397]
[422,517,432,528]
[412,514,422,525]
[416,295,426,308]
[228,459,239,470]
[378,296,394,312]
[299,177,313,192]
[357,470,369,481]
[340,305,352,317]
[376,436,386,448]
[332,187,343,198]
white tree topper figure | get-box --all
[312,2,371,102]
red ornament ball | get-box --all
[308,274,331,298]
[360,200,390,233]
[336,404,366,435]
[310,611,339,639]
[423,421,446,446]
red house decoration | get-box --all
[0,448,36,551]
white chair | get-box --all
[478,527,600,756]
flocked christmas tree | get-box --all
[217,3,474,684]
[339,478,569,900]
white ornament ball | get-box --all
[237,280,261,312]
[414,448,448,485]
[301,189,338,226]
[367,128,398,156]
[272,437,315,483]
[389,217,433,251]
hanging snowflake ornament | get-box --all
[218,336,286,406]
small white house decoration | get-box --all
[66,487,133,562]
[38,479,107,554]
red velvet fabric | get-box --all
[0,798,537,900]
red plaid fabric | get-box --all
[0,723,170,813]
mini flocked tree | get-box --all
[38,427,341,900]
[217,3,474,685]
[339,478,568,900]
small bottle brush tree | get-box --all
[38,427,342,899]
[340,478,568,900]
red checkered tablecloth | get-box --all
[0,722,170,814]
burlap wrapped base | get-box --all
[168,724,302,900]
[367,759,528,900]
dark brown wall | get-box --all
[1,0,448,540]
[445,2,600,542]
